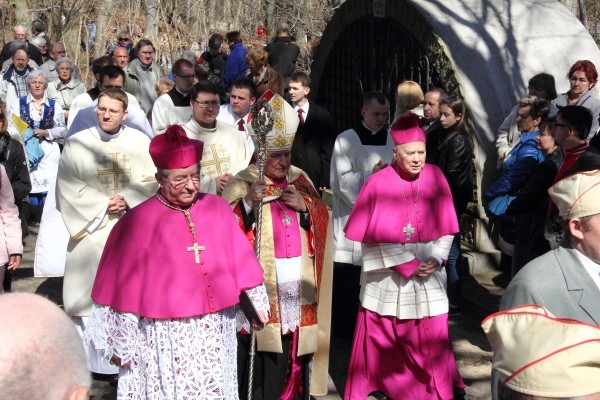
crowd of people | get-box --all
[2,17,600,400]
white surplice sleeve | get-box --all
[330,131,371,207]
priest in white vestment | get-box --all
[183,81,251,195]
[57,88,158,374]
[329,91,394,339]
[151,59,194,133]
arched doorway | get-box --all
[312,2,460,132]
[311,0,600,250]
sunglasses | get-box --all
[118,37,130,42]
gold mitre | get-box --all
[248,90,299,152]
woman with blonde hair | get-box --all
[394,80,424,120]
[246,47,284,96]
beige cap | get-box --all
[248,90,299,152]
[549,169,600,220]
[482,304,600,398]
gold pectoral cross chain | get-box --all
[183,210,204,264]
[156,194,205,265]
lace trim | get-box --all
[278,279,301,334]
[88,303,239,399]
[236,284,269,332]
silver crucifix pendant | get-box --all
[403,222,415,240]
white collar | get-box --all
[293,101,310,116]
[572,241,600,291]
[96,124,123,141]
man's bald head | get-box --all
[112,46,130,68]
[0,293,90,400]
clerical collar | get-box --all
[97,124,123,141]
[167,87,191,107]
[356,122,388,146]
[362,121,380,135]
[175,87,189,97]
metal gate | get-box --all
[314,15,443,132]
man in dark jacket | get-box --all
[289,71,335,192]
[546,105,600,248]
[423,88,447,164]
[0,25,43,67]
[199,33,227,92]
[265,22,300,88]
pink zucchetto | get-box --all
[390,112,426,145]
[150,125,204,169]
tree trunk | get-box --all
[94,0,114,58]
[144,0,160,40]
[14,0,29,26]
[579,0,589,27]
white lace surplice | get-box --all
[236,259,301,334]
[88,304,239,400]
[275,257,301,334]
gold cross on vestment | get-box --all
[200,144,231,177]
[187,242,205,264]
[97,153,131,191]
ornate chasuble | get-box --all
[57,127,158,317]
[183,119,250,194]
[223,165,329,356]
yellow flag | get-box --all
[11,114,29,136]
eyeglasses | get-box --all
[193,100,220,109]
[96,107,124,118]
[553,122,569,129]
[163,174,201,189]
[118,37,130,42]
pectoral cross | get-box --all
[403,221,415,240]
[187,242,205,264]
